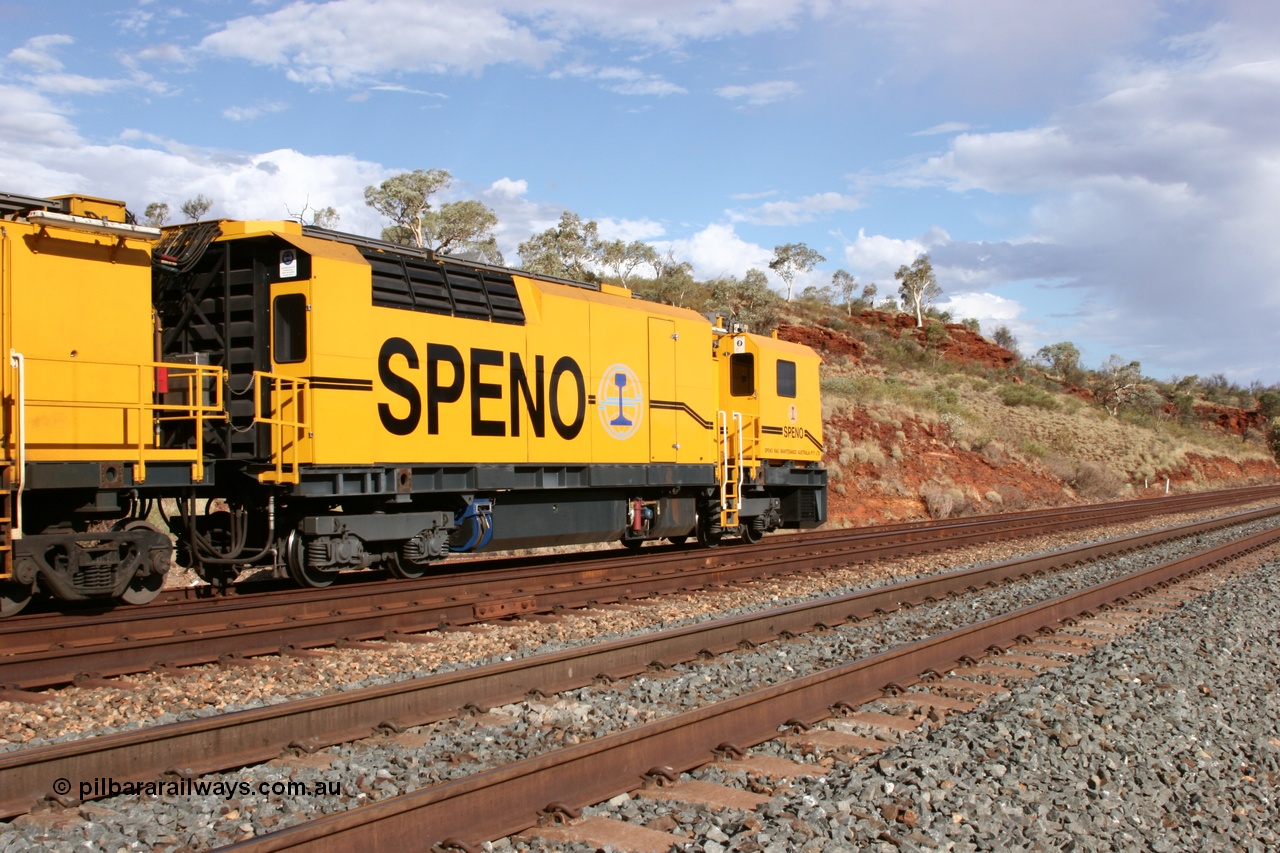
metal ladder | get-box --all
[717,411,759,530]
[0,462,12,578]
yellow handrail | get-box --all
[253,371,309,485]
[7,354,225,483]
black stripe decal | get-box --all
[649,399,713,430]
[805,430,824,451]
[304,376,374,391]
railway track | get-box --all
[2,495,1278,832]
[211,518,1280,852]
[2,486,1276,691]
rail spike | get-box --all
[643,766,679,788]
[537,802,582,825]
[714,742,749,760]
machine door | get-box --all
[264,283,312,481]
[648,318,678,463]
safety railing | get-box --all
[253,371,309,485]
[6,352,225,485]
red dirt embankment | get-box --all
[778,317,1279,526]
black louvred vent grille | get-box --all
[365,248,524,325]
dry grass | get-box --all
[822,361,1274,492]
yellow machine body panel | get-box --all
[1,214,158,462]
[291,253,718,468]
[716,331,824,464]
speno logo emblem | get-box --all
[597,363,643,440]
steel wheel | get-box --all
[285,530,335,588]
[696,511,722,548]
[120,520,169,605]
[0,581,32,618]
[386,550,429,580]
[120,570,164,605]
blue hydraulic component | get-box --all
[451,499,495,552]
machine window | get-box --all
[273,293,307,364]
[730,353,755,397]
[777,359,797,398]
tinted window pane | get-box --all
[730,353,755,396]
[273,293,307,364]
[777,359,796,398]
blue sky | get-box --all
[3,1,1278,383]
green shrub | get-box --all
[999,384,1060,410]
[1019,438,1048,458]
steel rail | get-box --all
[216,524,1280,853]
[2,490,1274,690]
[6,487,1275,637]
[1,506,1276,819]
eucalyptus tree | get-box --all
[517,211,602,279]
[1034,341,1085,385]
[894,253,941,327]
[180,194,213,221]
[143,202,170,227]
[286,198,340,228]
[831,268,858,315]
[770,242,825,302]
[600,239,659,287]
[422,199,503,263]
[363,168,451,248]
[710,268,780,332]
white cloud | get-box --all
[911,121,972,136]
[597,217,666,242]
[663,222,772,281]
[841,228,930,284]
[939,291,1021,321]
[0,84,82,147]
[6,34,74,71]
[486,177,529,198]
[715,80,801,106]
[222,102,289,122]
[553,63,686,96]
[200,1,561,85]
[897,22,1280,379]
[845,0,1163,108]
[520,0,824,47]
[730,191,861,225]
[936,291,1029,343]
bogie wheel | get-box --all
[120,520,169,606]
[386,551,428,580]
[0,581,32,618]
[696,513,723,548]
[666,535,689,547]
[621,537,645,551]
[121,570,164,606]
[285,530,335,589]
[739,520,764,545]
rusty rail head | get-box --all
[4,492,1277,691]
[1,504,1278,820]
[215,524,1280,853]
